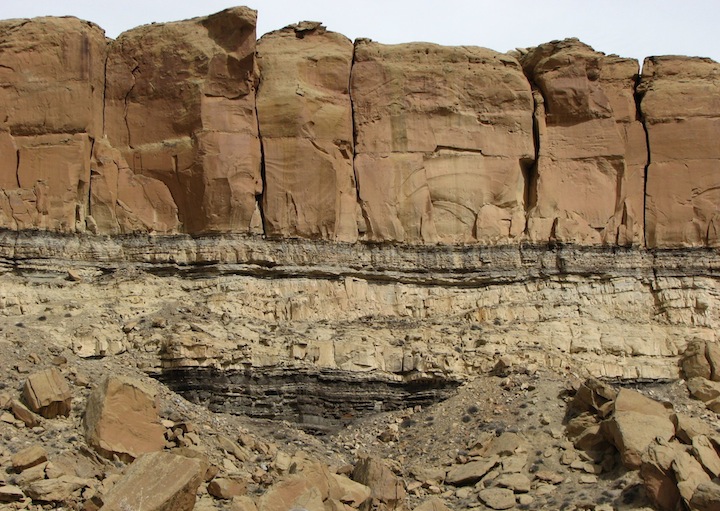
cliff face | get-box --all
[0,8,719,388]
[0,9,717,248]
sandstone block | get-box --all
[207,478,246,500]
[693,435,720,478]
[673,449,711,503]
[683,340,713,380]
[352,456,406,508]
[83,375,166,462]
[640,441,683,511]
[22,368,72,418]
[104,7,262,234]
[0,485,25,503]
[352,40,533,244]
[605,389,675,469]
[330,473,372,508]
[100,451,205,511]
[478,488,516,510]
[640,56,720,248]
[11,444,47,472]
[690,481,720,511]
[687,377,720,403]
[257,478,325,511]
[10,399,41,427]
[520,39,646,246]
[446,457,499,486]
[24,476,89,503]
[257,23,357,241]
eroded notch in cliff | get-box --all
[156,367,460,434]
[634,70,652,249]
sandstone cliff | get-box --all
[0,9,717,248]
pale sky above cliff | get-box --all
[1,0,718,64]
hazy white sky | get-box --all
[1,1,718,64]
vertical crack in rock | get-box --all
[634,71,652,249]
[15,148,21,188]
[254,63,268,236]
[348,40,366,239]
[123,62,139,149]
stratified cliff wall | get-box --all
[1,8,717,248]
[0,8,719,385]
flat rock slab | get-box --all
[446,456,499,486]
[11,444,47,472]
[100,451,205,511]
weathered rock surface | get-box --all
[640,56,720,248]
[100,451,205,511]
[104,7,262,234]
[352,40,534,244]
[83,375,166,462]
[0,16,105,232]
[257,23,357,241]
[22,368,72,418]
[520,38,646,246]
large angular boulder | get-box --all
[519,39,646,246]
[640,56,720,248]
[83,375,166,462]
[604,388,675,469]
[100,451,205,511]
[104,7,262,234]
[23,368,72,418]
[352,456,406,510]
[257,22,357,241]
[351,40,534,244]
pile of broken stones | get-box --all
[2,348,720,510]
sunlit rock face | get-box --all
[351,40,535,244]
[519,39,647,247]
[0,17,106,232]
[103,7,263,234]
[257,22,358,242]
[639,56,720,248]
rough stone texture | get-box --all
[0,17,105,233]
[690,481,720,511]
[478,488,516,510]
[22,367,72,418]
[605,388,675,469]
[640,56,720,248]
[257,23,357,241]
[352,456,406,509]
[446,457,499,486]
[100,451,204,511]
[104,7,262,234]
[83,375,166,462]
[11,444,47,472]
[351,40,534,244]
[519,39,646,246]
[89,138,179,234]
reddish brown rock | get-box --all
[83,375,166,462]
[0,17,106,232]
[100,451,205,511]
[641,441,683,511]
[22,367,72,418]
[257,22,357,241]
[89,139,179,234]
[104,7,262,234]
[520,39,646,246]
[352,40,534,244]
[640,56,720,248]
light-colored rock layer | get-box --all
[640,56,720,248]
[519,39,646,246]
[0,235,716,381]
[257,22,357,241]
[351,40,534,244]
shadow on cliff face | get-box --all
[155,367,461,434]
